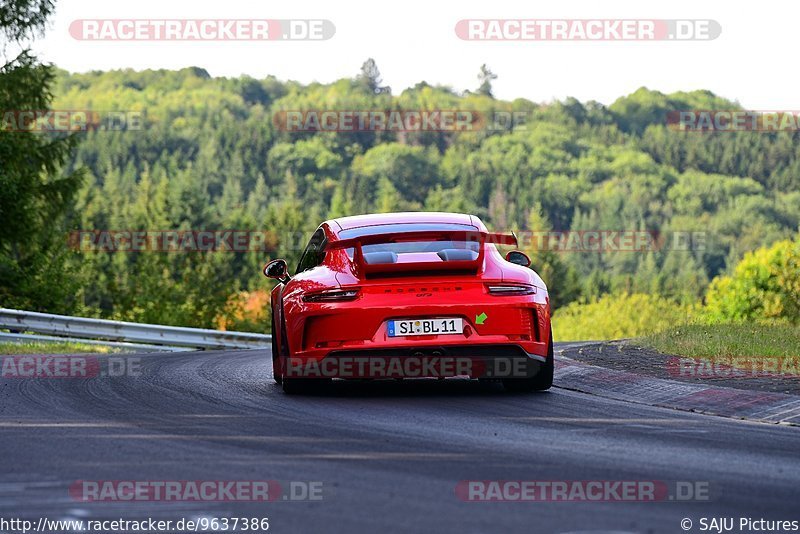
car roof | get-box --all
[329,212,480,233]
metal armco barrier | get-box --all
[0,308,271,350]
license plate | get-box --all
[388,318,463,337]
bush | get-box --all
[216,290,271,333]
[553,293,697,341]
[705,237,800,324]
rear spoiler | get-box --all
[327,230,518,276]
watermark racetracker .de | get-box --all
[69,19,335,41]
[667,356,800,378]
[668,110,800,132]
[68,230,278,252]
[1,355,141,378]
[456,480,714,502]
[455,19,721,41]
[68,480,324,502]
[1,110,144,132]
[272,110,528,132]
[510,230,705,253]
[282,355,542,380]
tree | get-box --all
[351,143,439,206]
[476,64,497,97]
[376,177,400,213]
[0,0,84,312]
[522,204,581,309]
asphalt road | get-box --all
[1,343,799,534]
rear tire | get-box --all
[503,330,554,392]
[278,318,330,394]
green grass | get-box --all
[0,341,120,355]
[635,323,800,358]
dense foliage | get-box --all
[0,0,85,312]
[705,237,800,324]
[24,65,800,328]
[553,293,698,341]
[555,237,800,341]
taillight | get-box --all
[303,289,360,303]
[486,284,537,296]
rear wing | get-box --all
[326,230,518,276]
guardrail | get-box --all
[0,308,271,351]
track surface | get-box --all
[2,343,799,534]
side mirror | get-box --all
[263,259,290,283]
[505,250,531,267]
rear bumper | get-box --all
[284,343,546,380]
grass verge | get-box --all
[635,323,800,358]
[0,341,120,355]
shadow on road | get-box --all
[274,378,553,398]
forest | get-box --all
[4,61,799,332]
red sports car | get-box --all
[264,212,552,394]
